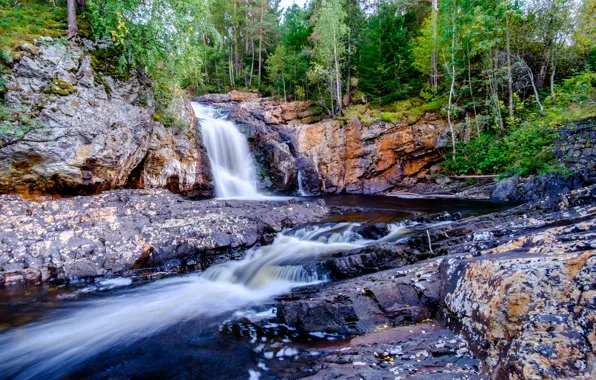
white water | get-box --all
[297,170,308,196]
[192,102,262,199]
[0,222,405,380]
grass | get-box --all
[0,1,68,53]
[338,97,445,126]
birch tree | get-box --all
[309,0,348,115]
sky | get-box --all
[279,0,307,12]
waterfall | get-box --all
[297,170,308,196]
[0,222,404,379]
[192,103,261,199]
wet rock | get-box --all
[278,323,483,380]
[323,242,417,279]
[0,189,328,285]
[274,184,596,379]
[296,156,321,194]
[262,140,297,191]
[277,260,442,335]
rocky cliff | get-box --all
[195,92,448,195]
[0,38,212,198]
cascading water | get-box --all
[297,170,308,196]
[0,222,405,380]
[192,103,261,198]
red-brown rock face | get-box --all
[294,114,447,194]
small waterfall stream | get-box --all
[192,103,261,198]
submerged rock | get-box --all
[0,189,328,285]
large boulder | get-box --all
[0,38,212,198]
[491,173,583,203]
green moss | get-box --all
[0,1,68,52]
[45,78,76,96]
[93,74,112,96]
[338,97,445,126]
[89,48,131,80]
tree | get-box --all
[358,1,422,104]
[67,0,78,38]
[309,0,347,114]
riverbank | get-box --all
[0,189,327,285]
[243,184,596,379]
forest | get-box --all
[1,0,596,175]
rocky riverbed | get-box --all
[236,184,596,379]
[0,190,327,285]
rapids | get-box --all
[0,223,405,379]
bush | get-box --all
[443,120,559,176]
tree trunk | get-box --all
[249,40,255,87]
[66,0,78,39]
[233,0,240,81]
[506,13,514,120]
[523,59,543,112]
[550,50,556,100]
[346,29,351,96]
[258,0,264,88]
[447,18,456,162]
[466,43,479,134]
[333,29,342,114]
[431,0,438,94]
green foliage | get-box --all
[309,0,348,114]
[358,1,424,104]
[443,69,596,176]
[443,122,559,176]
[267,4,311,99]
[87,0,217,92]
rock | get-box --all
[228,90,259,102]
[323,242,416,279]
[292,113,447,194]
[296,156,320,194]
[270,184,596,379]
[0,38,212,198]
[277,260,441,335]
[555,117,596,184]
[262,141,297,191]
[277,323,483,380]
[192,93,231,103]
[491,173,583,203]
[0,189,328,284]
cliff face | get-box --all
[294,114,447,194]
[197,93,448,195]
[0,38,212,198]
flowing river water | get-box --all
[0,104,512,379]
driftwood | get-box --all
[449,175,499,179]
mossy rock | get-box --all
[93,74,112,96]
[14,41,38,56]
[89,48,131,81]
[46,78,76,96]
